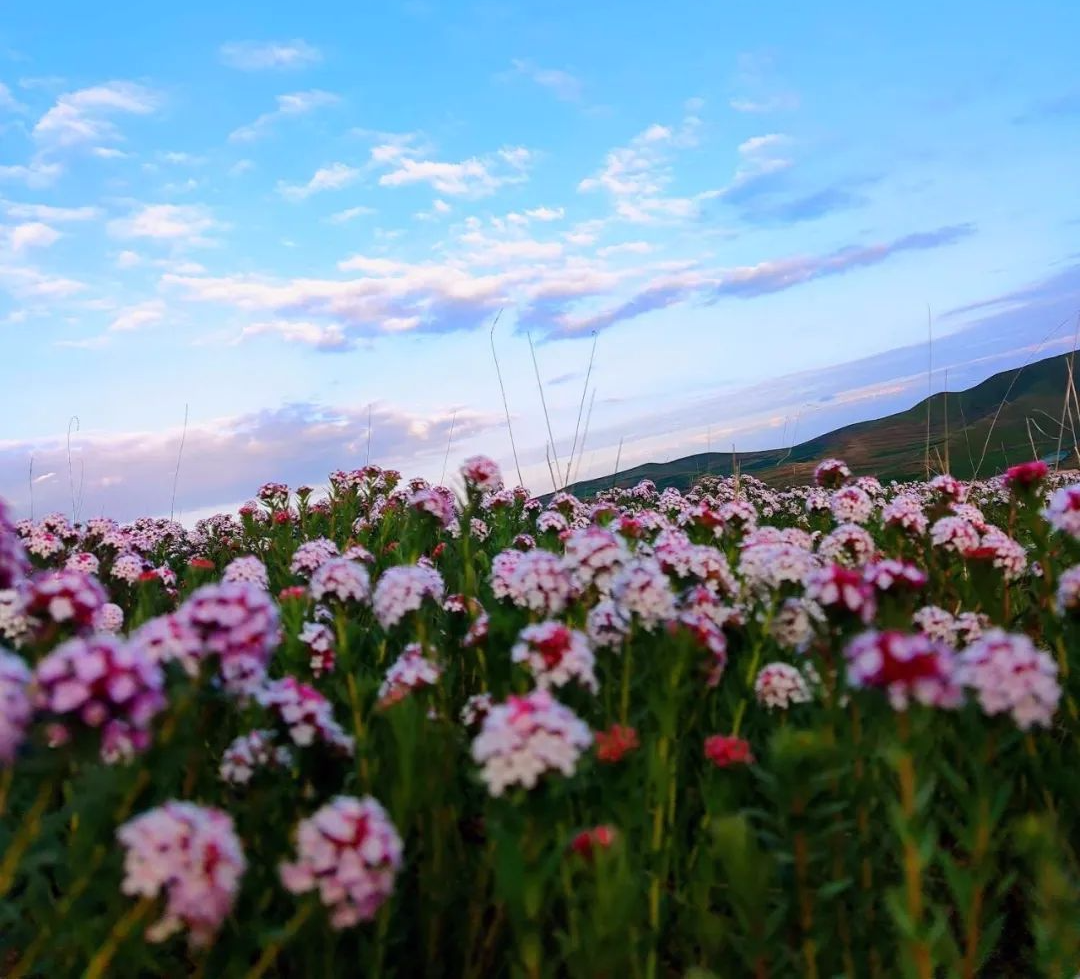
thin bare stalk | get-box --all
[572,388,597,485]
[440,410,458,485]
[489,310,524,486]
[66,415,79,524]
[366,403,373,466]
[528,332,562,485]
[943,368,950,473]
[544,443,558,494]
[170,403,189,522]
[611,436,624,490]
[28,454,34,521]
[565,331,598,485]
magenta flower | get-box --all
[0,648,32,763]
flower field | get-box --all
[1,456,1079,977]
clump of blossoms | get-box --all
[611,557,676,630]
[804,564,876,623]
[65,551,100,575]
[279,796,403,929]
[511,621,597,693]
[471,688,592,796]
[256,677,354,754]
[830,485,873,524]
[110,553,145,586]
[882,495,929,536]
[21,569,108,635]
[818,524,876,567]
[132,613,204,676]
[93,602,124,633]
[176,582,280,695]
[1056,564,1080,615]
[964,527,1028,580]
[569,825,618,861]
[929,473,968,504]
[290,538,340,578]
[503,549,574,616]
[223,555,270,589]
[770,597,821,650]
[754,662,813,710]
[0,501,28,589]
[460,692,494,730]
[0,648,32,763]
[814,458,851,489]
[931,516,982,554]
[117,802,246,946]
[1004,460,1049,493]
[956,631,1060,730]
[300,621,336,677]
[310,558,372,606]
[33,635,166,760]
[704,735,754,768]
[220,729,293,785]
[913,605,958,645]
[586,599,631,650]
[373,564,445,629]
[739,542,817,593]
[378,644,443,706]
[1036,484,1080,538]
[863,559,928,594]
[594,723,639,763]
[462,455,503,492]
[844,630,961,710]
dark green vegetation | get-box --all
[570,351,1080,495]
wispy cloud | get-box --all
[33,81,159,150]
[228,90,339,142]
[218,39,322,71]
[3,201,100,222]
[109,299,166,332]
[371,141,532,198]
[0,160,63,188]
[729,51,800,114]
[0,81,26,113]
[507,59,583,102]
[326,205,376,224]
[277,162,360,201]
[7,221,61,251]
[108,203,221,245]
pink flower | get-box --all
[511,621,597,692]
[299,621,336,677]
[929,474,968,504]
[256,676,354,754]
[93,602,125,633]
[830,485,873,524]
[844,630,961,710]
[1004,460,1049,492]
[1056,564,1080,615]
[814,458,851,489]
[110,553,146,585]
[804,564,876,623]
[504,549,574,616]
[460,692,494,729]
[611,557,676,630]
[176,582,280,695]
[223,555,269,590]
[863,559,928,593]
[118,802,246,947]
[882,496,928,535]
[0,649,32,763]
[310,558,371,606]
[956,630,1060,730]
[279,796,403,929]
[290,538,340,578]
[33,635,166,760]
[378,644,443,705]
[704,734,754,768]
[1043,484,1080,538]
[594,724,639,763]
[220,729,293,784]
[461,455,503,492]
[372,564,445,629]
[931,516,982,554]
[132,613,204,676]
[0,501,29,590]
[21,569,108,634]
[471,688,592,796]
[754,662,813,710]
[586,599,631,650]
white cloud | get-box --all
[0,160,63,188]
[229,159,255,176]
[159,151,204,165]
[0,263,85,298]
[33,81,159,150]
[240,318,351,350]
[3,201,100,222]
[730,95,800,113]
[277,162,360,201]
[374,144,531,198]
[109,299,165,332]
[0,82,26,113]
[508,59,582,102]
[91,146,128,159]
[219,39,322,71]
[115,249,141,268]
[229,89,339,142]
[8,222,61,251]
[327,205,376,224]
[524,206,564,221]
[598,241,652,257]
[578,111,709,223]
[108,203,220,245]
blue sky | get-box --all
[1,0,1078,519]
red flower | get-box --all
[704,734,754,768]
[1004,460,1049,492]
[279,586,307,602]
[272,510,291,525]
[569,825,617,860]
[138,570,161,584]
[188,558,215,571]
[594,724,639,763]
[431,542,446,560]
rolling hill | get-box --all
[566,351,1080,495]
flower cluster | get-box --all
[511,621,597,692]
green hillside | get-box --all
[568,351,1080,495]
